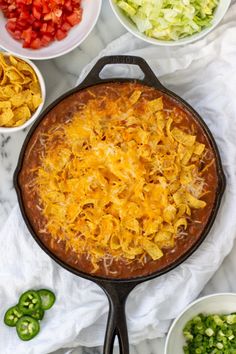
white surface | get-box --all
[165,293,236,354]
[0,54,46,133]
[109,0,232,46]
[0,0,102,60]
[0,1,236,354]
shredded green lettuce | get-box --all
[115,0,219,41]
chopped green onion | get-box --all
[226,314,236,324]
[183,313,236,353]
[205,327,214,336]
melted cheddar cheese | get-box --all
[34,88,208,272]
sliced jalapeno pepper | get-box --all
[31,308,44,321]
[16,316,40,341]
[18,290,41,314]
[4,305,23,327]
[37,289,56,310]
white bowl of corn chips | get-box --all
[0,52,45,133]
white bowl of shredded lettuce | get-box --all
[110,0,231,46]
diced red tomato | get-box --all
[21,26,33,43]
[6,19,16,31]
[61,21,71,32]
[55,28,67,40]
[11,30,22,40]
[8,4,16,11]
[41,33,52,46]
[17,19,30,29]
[30,37,41,49]
[40,22,47,32]
[51,11,62,25]
[66,10,82,26]
[32,20,42,29]
[0,0,84,49]
[19,11,31,21]
[46,23,55,34]
[33,0,42,7]
[9,11,17,18]
[43,12,52,21]
[64,0,72,12]
[32,6,41,20]
[42,3,49,14]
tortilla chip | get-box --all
[142,238,163,260]
[13,105,31,121]
[0,101,11,109]
[0,108,14,125]
[186,192,206,209]
[29,82,41,94]
[32,94,42,109]
[0,53,8,67]
[6,67,25,83]
[16,61,38,82]
[194,142,205,155]
[129,90,142,104]
[147,97,163,112]
[171,127,196,146]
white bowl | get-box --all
[165,293,236,354]
[109,0,231,46]
[0,53,46,133]
[0,0,102,60]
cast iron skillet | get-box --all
[14,55,226,354]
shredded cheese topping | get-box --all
[34,88,208,272]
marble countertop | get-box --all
[1,2,236,354]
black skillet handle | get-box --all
[99,281,137,354]
[80,55,164,89]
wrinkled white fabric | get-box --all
[1,5,236,353]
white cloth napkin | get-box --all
[1,5,236,354]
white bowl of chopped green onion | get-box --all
[165,293,236,354]
[110,0,231,46]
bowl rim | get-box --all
[0,52,46,133]
[164,292,236,354]
[0,0,102,60]
[109,0,232,46]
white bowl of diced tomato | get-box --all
[0,0,102,60]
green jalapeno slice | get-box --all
[18,290,41,314]
[16,316,40,341]
[4,305,23,327]
[31,308,45,321]
[37,289,56,310]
